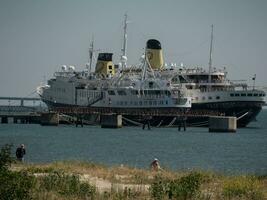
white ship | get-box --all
[37,45,191,126]
[145,25,266,127]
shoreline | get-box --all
[10,160,267,199]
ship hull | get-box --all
[43,99,264,128]
[189,101,263,127]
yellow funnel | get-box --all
[146,39,164,70]
[95,53,115,77]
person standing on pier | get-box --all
[16,144,26,162]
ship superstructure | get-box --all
[37,49,191,123]
[159,66,265,127]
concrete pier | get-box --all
[209,116,237,132]
[75,116,84,127]
[101,114,122,128]
[40,112,59,126]
[177,116,187,131]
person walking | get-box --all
[16,144,26,162]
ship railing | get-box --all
[199,87,235,92]
[54,71,75,77]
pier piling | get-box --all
[101,114,122,128]
[40,112,59,126]
[177,116,187,131]
[209,116,237,132]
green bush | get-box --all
[0,170,36,200]
[150,175,169,200]
[150,172,203,200]
[39,171,96,199]
[0,144,14,171]
[222,176,264,200]
[0,144,36,200]
[168,172,202,200]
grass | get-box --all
[1,144,267,200]
[10,161,267,200]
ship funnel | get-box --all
[146,39,164,70]
[95,53,115,77]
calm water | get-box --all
[1,109,267,175]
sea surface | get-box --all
[1,109,267,175]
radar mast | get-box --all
[121,14,129,70]
[208,24,214,91]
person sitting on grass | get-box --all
[150,158,162,171]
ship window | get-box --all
[166,100,168,105]
[118,90,127,95]
[149,82,154,88]
[124,101,127,105]
[263,94,266,97]
[179,76,187,83]
[253,93,258,96]
[216,96,220,99]
[131,90,138,95]
[165,90,171,96]
[235,93,240,96]
[153,101,157,105]
[155,90,161,95]
[108,65,113,70]
[208,96,212,100]
[202,97,206,100]
[259,94,263,97]
[139,101,142,105]
[149,101,152,105]
[230,93,234,97]
[195,97,199,101]
[247,93,252,96]
[108,90,115,95]
[241,93,246,96]
[144,101,147,105]
[144,90,148,95]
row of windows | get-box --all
[78,91,101,98]
[194,92,265,101]
[116,100,169,106]
[230,93,265,97]
[108,90,172,96]
[195,96,220,101]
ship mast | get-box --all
[88,36,94,73]
[208,24,214,91]
[121,14,128,70]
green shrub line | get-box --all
[1,144,266,200]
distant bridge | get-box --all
[0,96,47,123]
[0,96,41,106]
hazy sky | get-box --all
[0,0,266,97]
